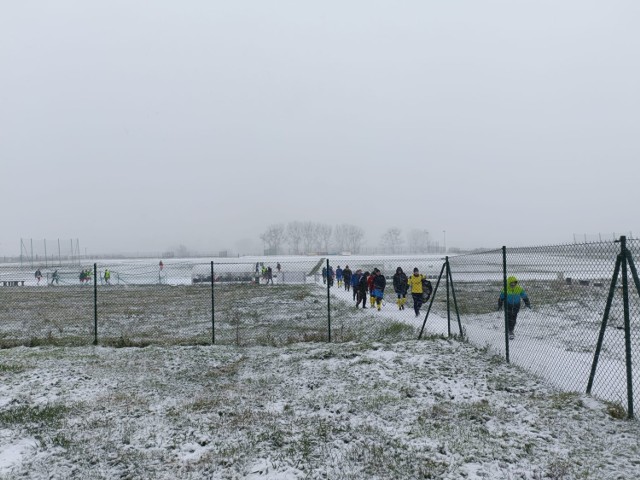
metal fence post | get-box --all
[93,263,98,345]
[327,259,331,343]
[418,262,446,339]
[211,261,215,345]
[620,236,634,419]
[445,257,451,337]
[587,253,621,396]
[502,246,509,363]
[446,261,463,337]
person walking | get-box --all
[104,269,111,285]
[35,268,42,285]
[51,270,60,285]
[266,266,274,285]
[356,271,370,308]
[498,276,531,340]
[392,267,408,310]
[327,266,335,287]
[351,269,362,301]
[372,269,386,311]
[322,266,327,284]
[343,265,352,292]
[335,266,343,288]
[367,269,378,308]
[407,267,426,317]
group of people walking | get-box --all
[336,266,431,317]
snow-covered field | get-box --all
[1,251,640,478]
[1,337,640,479]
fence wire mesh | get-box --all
[2,242,639,415]
[438,239,640,413]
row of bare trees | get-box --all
[260,223,436,255]
[260,222,364,255]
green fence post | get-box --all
[327,259,331,343]
[502,246,509,363]
[211,261,215,345]
[587,253,621,395]
[418,262,446,339]
[93,263,98,345]
[620,236,634,419]
[447,261,463,337]
[446,257,451,337]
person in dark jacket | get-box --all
[392,267,408,310]
[372,270,386,311]
[343,266,352,292]
[498,276,531,340]
[335,266,343,288]
[367,269,377,308]
[351,269,361,301]
[357,271,370,308]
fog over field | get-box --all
[1,1,639,256]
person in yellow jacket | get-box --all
[407,267,426,317]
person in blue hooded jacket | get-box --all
[498,276,531,340]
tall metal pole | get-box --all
[620,236,634,419]
[44,239,48,268]
[326,259,331,342]
[446,257,451,337]
[211,261,215,345]
[93,263,98,345]
[502,246,509,363]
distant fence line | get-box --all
[1,238,639,418]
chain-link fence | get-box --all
[419,237,640,418]
[2,243,639,416]
[0,257,440,348]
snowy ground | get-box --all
[2,335,640,478]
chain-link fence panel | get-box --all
[445,249,505,355]
[95,261,211,346]
[443,240,639,414]
[627,237,640,415]
[326,257,444,342]
[0,263,95,346]
[503,242,623,402]
[211,258,328,346]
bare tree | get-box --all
[286,221,304,254]
[381,228,403,254]
[345,225,365,254]
[301,221,317,254]
[333,224,350,252]
[260,224,286,254]
[317,223,333,253]
[407,229,430,253]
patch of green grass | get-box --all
[0,363,26,373]
[604,400,627,420]
[549,391,582,410]
[0,404,69,428]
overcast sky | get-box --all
[1,1,639,256]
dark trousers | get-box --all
[357,290,367,307]
[412,293,423,315]
[506,307,520,333]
